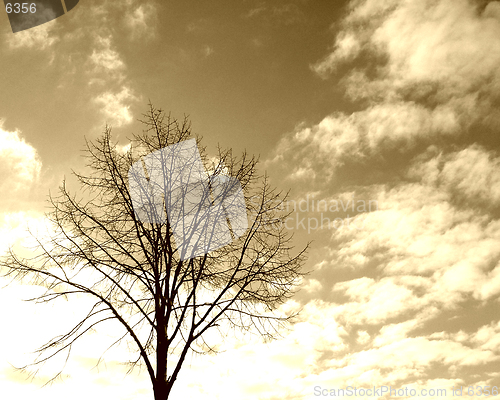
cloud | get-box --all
[90,36,125,73]
[271,0,500,186]
[0,280,153,400]
[330,0,500,112]
[6,21,58,50]
[87,35,127,86]
[327,178,500,293]
[159,295,499,399]
[165,299,347,400]
[285,170,500,394]
[85,29,141,128]
[471,321,500,351]
[93,87,137,127]
[302,278,323,293]
[332,276,429,325]
[270,102,459,183]
[0,211,47,255]
[341,336,497,381]
[261,1,500,395]
[0,122,41,193]
[116,142,131,154]
[409,145,500,209]
[126,3,157,39]
[314,0,500,89]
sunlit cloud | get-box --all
[0,122,41,193]
[3,0,500,397]
[408,145,500,209]
[90,36,125,73]
[261,0,500,396]
[0,281,152,400]
[93,87,137,127]
[272,0,500,188]
[5,21,58,50]
[126,3,157,39]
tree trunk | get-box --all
[154,378,169,400]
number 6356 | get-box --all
[5,3,37,13]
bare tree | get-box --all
[0,105,307,400]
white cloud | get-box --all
[341,336,497,381]
[262,0,500,396]
[93,87,137,127]
[89,35,126,82]
[471,321,500,351]
[302,278,322,293]
[357,330,370,344]
[0,211,46,254]
[271,101,459,183]
[372,318,423,347]
[6,21,58,50]
[0,280,152,400]
[332,277,428,325]
[86,33,139,127]
[312,32,361,78]
[285,154,500,394]
[315,0,500,97]
[328,181,500,298]
[272,0,500,185]
[0,122,41,193]
[116,142,131,154]
[126,3,157,39]
[409,145,500,208]
[174,298,498,399]
[166,299,347,400]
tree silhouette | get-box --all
[1,105,307,399]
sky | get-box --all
[1,0,500,399]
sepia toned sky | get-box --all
[1,0,500,399]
